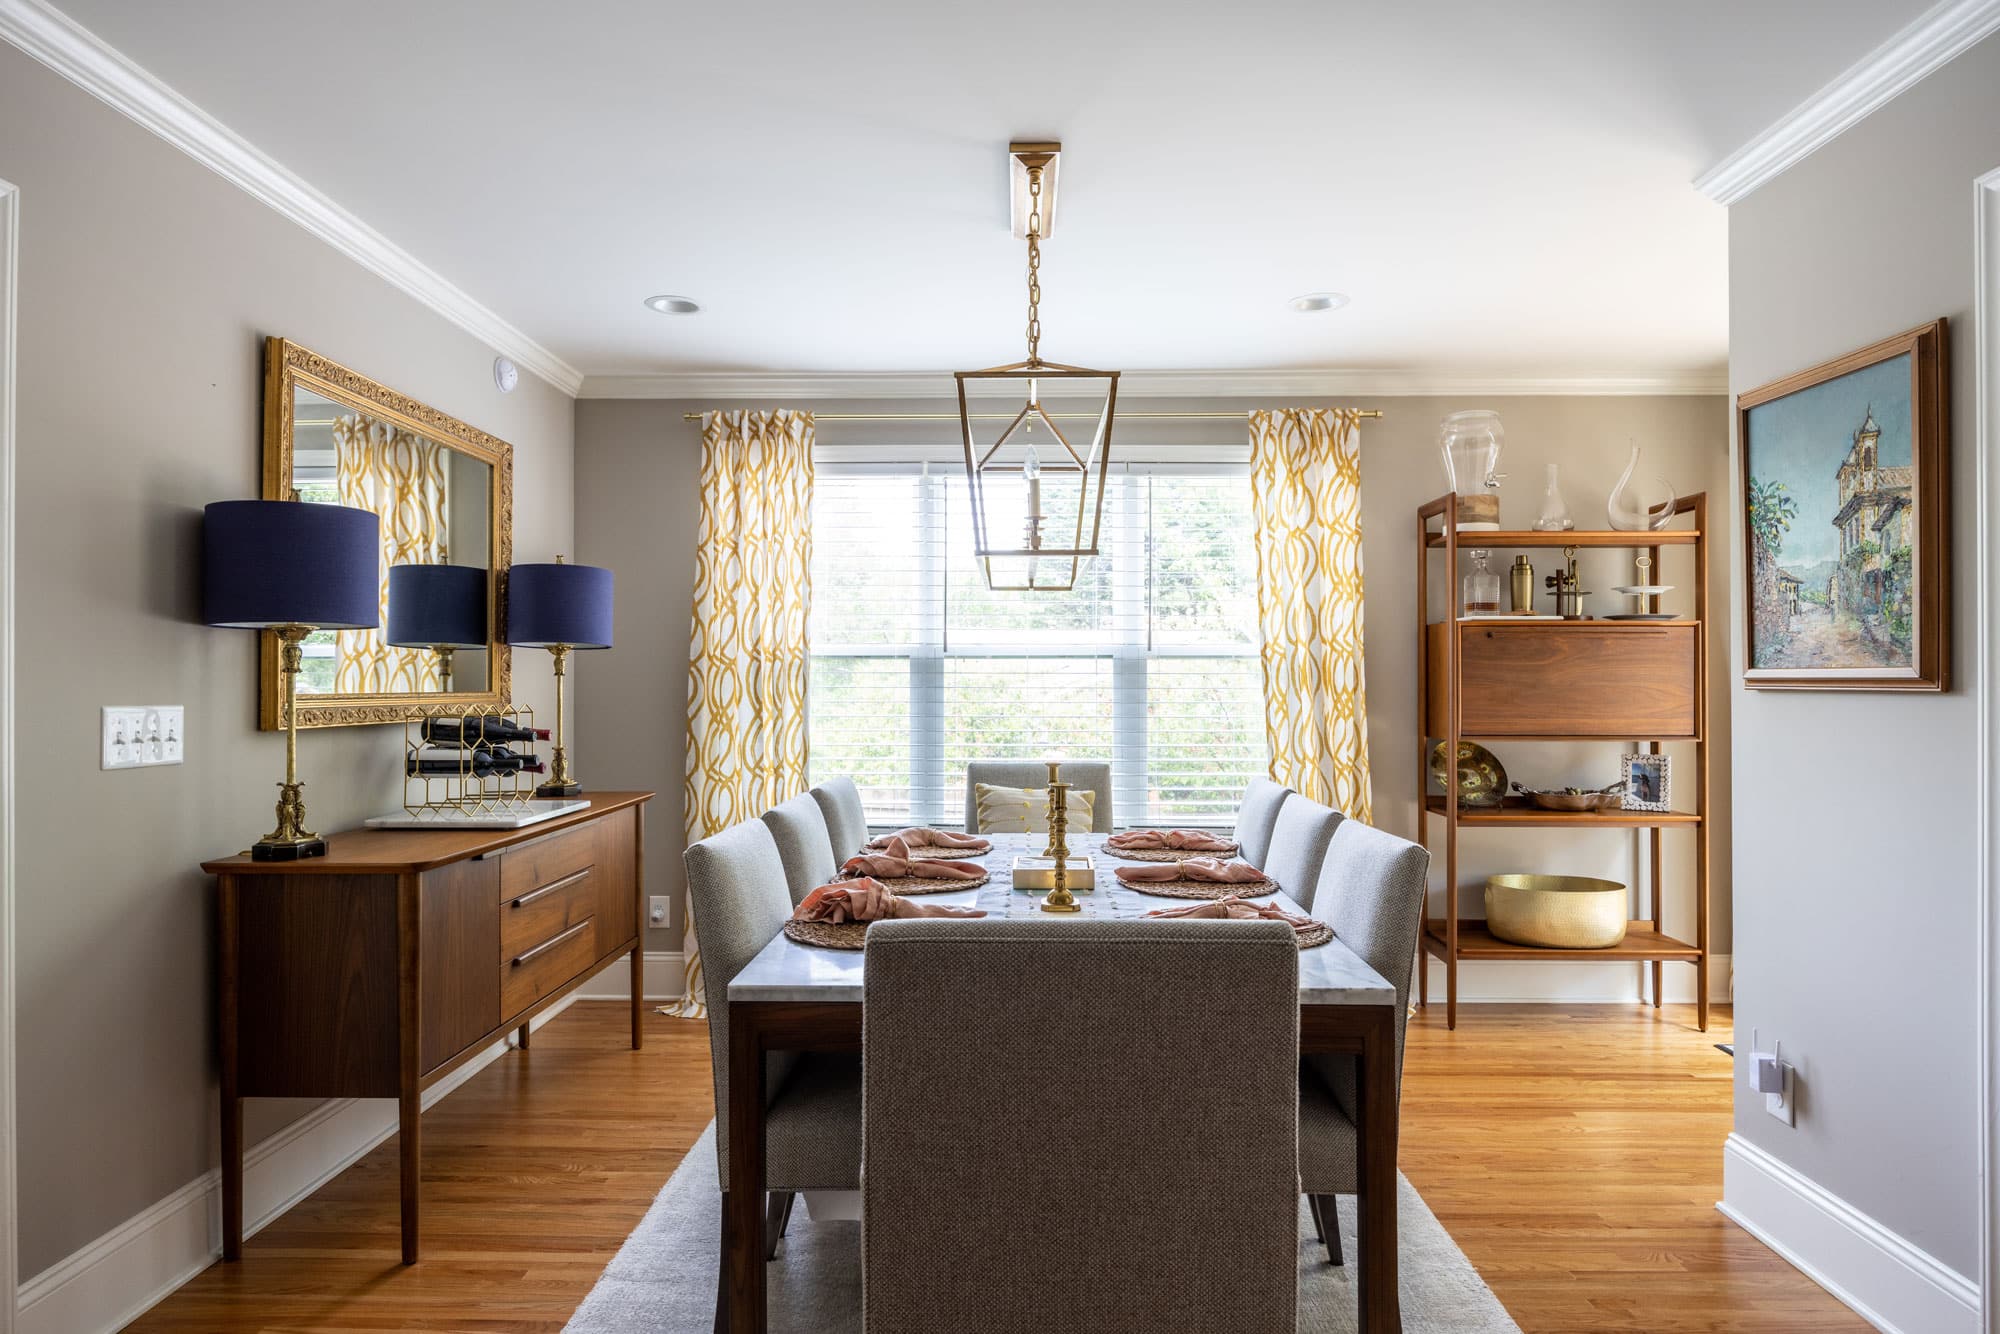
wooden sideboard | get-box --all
[204,791,655,1263]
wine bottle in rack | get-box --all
[407,746,546,776]
[419,716,551,746]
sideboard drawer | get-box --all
[501,916,597,1017]
[1455,624,1696,738]
[500,868,595,960]
[499,823,598,901]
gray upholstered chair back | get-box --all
[1262,793,1344,911]
[683,817,796,1178]
[1312,819,1431,1084]
[962,759,1114,833]
[810,775,870,859]
[1233,776,1295,867]
[862,918,1298,1334]
[760,792,838,905]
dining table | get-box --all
[721,831,1403,1334]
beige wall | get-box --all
[1726,32,2000,1276]
[1,44,574,1276]
[575,393,1731,968]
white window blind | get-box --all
[808,462,1265,829]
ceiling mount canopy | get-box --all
[956,141,1119,594]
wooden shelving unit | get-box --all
[1416,492,1711,1031]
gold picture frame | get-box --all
[259,337,514,729]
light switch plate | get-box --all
[102,706,184,770]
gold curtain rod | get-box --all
[679,409,1384,423]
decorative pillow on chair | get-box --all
[974,782,1096,834]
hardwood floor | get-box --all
[127,1000,1864,1333]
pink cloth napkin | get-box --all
[793,878,988,924]
[1113,857,1271,886]
[1143,895,1320,934]
[866,827,993,854]
[841,837,988,880]
[1105,828,1238,852]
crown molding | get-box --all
[577,367,1728,401]
[0,0,585,396]
[1695,0,2000,205]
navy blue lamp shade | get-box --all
[386,563,488,648]
[202,500,380,629]
[506,562,614,648]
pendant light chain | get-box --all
[1025,165,1044,367]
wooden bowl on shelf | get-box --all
[1484,874,1628,949]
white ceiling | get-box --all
[49,0,1934,382]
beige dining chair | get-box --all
[810,775,871,859]
[761,791,839,905]
[861,917,1300,1333]
[962,759,1114,833]
[1261,792,1344,911]
[1232,776,1295,867]
[683,818,862,1329]
[1297,818,1430,1265]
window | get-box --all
[807,463,1265,829]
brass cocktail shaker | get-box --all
[1509,556,1534,613]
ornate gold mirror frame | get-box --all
[259,337,513,729]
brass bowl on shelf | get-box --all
[1429,740,1507,809]
[1484,874,1628,949]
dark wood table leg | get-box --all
[630,940,645,1048]
[1354,1004,1402,1334]
[726,1004,769,1330]
[219,877,243,1261]
[517,1022,531,1049]
[397,873,422,1265]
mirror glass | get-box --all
[290,384,493,697]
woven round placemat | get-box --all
[1293,920,1333,950]
[1102,843,1241,863]
[874,870,990,895]
[1116,874,1278,899]
[783,918,868,950]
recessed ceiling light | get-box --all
[1290,292,1349,314]
[644,294,701,315]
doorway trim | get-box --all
[0,173,21,1334]
[1976,163,2000,1334]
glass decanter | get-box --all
[1533,462,1574,531]
[1462,550,1501,614]
[1607,442,1676,531]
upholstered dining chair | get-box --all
[683,818,862,1328]
[761,791,839,905]
[1297,818,1431,1265]
[1260,793,1344,911]
[810,774,870,860]
[962,759,1114,833]
[1232,776,1295,868]
[862,917,1300,1333]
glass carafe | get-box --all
[1463,550,1501,613]
[1607,443,1676,531]
[1534,462,1574,531]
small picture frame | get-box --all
[1621,754,1671,812]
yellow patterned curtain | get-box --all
[332,413,448,693]
[668,410,815,1019]
[1248,408,1371,822]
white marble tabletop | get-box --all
[728,831,1395,1006]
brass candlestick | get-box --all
[1039,759,1081,913]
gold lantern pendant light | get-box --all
[955,142,1119,592]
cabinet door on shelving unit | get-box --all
[1452,624,1697,738]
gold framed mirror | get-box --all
[259,337,513,729]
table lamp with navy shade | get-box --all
[203,499,380,860]
[506,557,613,797]
[386,563,487,691]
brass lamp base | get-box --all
[251,835,327,862]
[534,779,582,798]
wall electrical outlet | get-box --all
[649,895,671,929]
[1764,1063,1796,1126]
[102,706,184,770]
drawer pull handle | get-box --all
[510,867,593,909]
[511,919,591,966]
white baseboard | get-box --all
[1421,952,1731,1004]
[573,950,684,1001]
[14,994,583,1334]
[1719,1132,1978,1334]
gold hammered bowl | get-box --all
[1484,874,1628,949]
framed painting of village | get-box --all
[1738,319,1949,691]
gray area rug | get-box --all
[567,1125,1520,1333]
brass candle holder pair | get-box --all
[1040,759,1081,913]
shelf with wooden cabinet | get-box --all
[1416,493,1711,1031]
